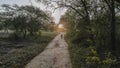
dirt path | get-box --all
[25,33,72,68]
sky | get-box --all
[0,0,67,24]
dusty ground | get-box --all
[25,33,72,68]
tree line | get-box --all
[39,0,120,67]
[60,0,120,68]
[0,4,53,39]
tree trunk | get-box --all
[110,0,116,56]
[23,30,27,39]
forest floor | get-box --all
[25,33,72,68]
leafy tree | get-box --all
[0,4,51,39]
[41,0,120,67]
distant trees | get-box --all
[0,4,51,39]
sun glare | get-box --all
[58,24,64,28]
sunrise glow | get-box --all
[58,24,64,28]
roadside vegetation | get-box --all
[0,4,56,68]
[59,0,120,68]
[1,0,120,68]
[0,31,56,68]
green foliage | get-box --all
[35,30,42,38]
[0,4,52,39]
[62,0,120,67]
[0,32,55,68]
[0,44,46,68]
[68,42,117,68]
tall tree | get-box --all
[104,0,116,56]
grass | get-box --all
[41,30,57,37]
[0,31,56,68]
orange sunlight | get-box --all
[58,24,64,28]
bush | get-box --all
[0,43,47,68]
[0,32,55,68]
[68,42,117,68]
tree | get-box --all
[0,4,51,39]
[104,0,116,56]
[38,0,120,67]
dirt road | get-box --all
[25,33,72,68]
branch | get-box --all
[104,0,112,10]
[60,4,84,17]
[116,0,120,3]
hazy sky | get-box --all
[0,0,67,24]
